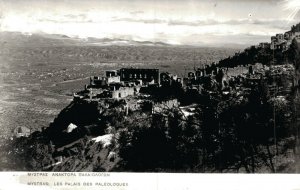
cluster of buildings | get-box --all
[74,68,159,100]
[73,68,180,115]
[255,31,300,52]
[181,62,295,100]
[72,61,295,118]
[268,31,300,51]
[74,65,246,102]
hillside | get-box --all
[217,23,300,68]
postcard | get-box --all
[0,0,300,189]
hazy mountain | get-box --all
[0,32,174,48]
[0,31,248,49]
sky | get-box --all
[0,0,299,46]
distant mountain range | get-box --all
[0,32,173,47]
[0,31,247,49]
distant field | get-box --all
[0,32,241,136]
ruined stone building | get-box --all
[119,68,160,84]
[109,86,140,99]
